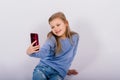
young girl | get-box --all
[26,12,79,80]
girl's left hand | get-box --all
[26,41,40,55]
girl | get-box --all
[26,12,79,80]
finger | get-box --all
[67,72,72,75]
[67,70,72,75]
[31,40,37,46]
[34,45,40,49]
[33,48,39,51]
[32,46,40,50]
[33,50,39,53]
[71,70,78,75]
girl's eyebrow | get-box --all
[50,25,54,27]
[50,22,61,27]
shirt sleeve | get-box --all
[29,36,56,59]
[72,34,79,57]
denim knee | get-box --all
[33,69,47,80]
[49,74,63,80]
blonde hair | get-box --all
[47,12,77,54]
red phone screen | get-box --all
[30,33,39,46]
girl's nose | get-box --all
[54,26,59,30]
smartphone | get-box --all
[30,33,39,46]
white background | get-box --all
[0,0,120,80]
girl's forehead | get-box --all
[50,18,64,24]
[52,18,63,21]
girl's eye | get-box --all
[51,26,54,29]
[57,24,60,26]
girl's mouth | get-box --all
[55,30,61,34]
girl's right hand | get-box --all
[67,69,78,75]
[26,41,40,55]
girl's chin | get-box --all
[55,34,61,37]
[54,33,61,36]
[56,35,66,39]
[55,34,62,37]
[54,33,65,37]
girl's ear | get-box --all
[65,20,69,27]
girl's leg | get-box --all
[33,68,47,80]
[49,74,63,80]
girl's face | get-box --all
[49,18,67,39]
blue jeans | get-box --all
[33,64,63,80]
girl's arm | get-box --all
[26,36,56,59]
[67,34,79,75]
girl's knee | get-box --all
[50,75,63,80]
[33,69,46,80]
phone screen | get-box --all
[30,33,39,46]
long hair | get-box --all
[47,12,77,54]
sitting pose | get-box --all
[26,12,79,80]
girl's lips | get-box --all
[55,30,61,34]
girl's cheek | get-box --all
[52,30,55,34]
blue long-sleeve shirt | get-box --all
[30,34,79,78]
